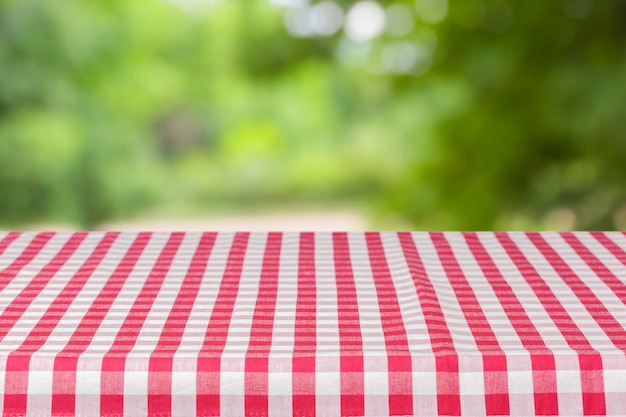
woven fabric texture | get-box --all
[0,231,625,416]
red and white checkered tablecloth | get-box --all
[0,232,626,417]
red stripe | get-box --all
[0,232,55,292]
[497,232,603,415]
[2,232,91,417]
[497,233,596,350]
[465,233,554,415]
[7,233,117,414]
[147,233,217,416]
[530,232,626,414]
[12,233,118,353]
[530,233,626,350]
[196,232,249,416]
[51,232,152,417]
[397,232,460,416]
[333,233,365,417]
[0,232,20,255]
[0,233,87,343]
[244,233,282,417]
[292,232,316,417]
[431,233,503,349]
[365,232,413,416]
[567,233,626,302]
[592,232,626,268]
[100,233,184,417]
[431,233,508,415]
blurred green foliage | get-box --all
[0,0,625,229]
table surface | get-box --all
[0,231,625,417]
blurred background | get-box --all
[1,0,625,231]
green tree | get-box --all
[382,0,626,229]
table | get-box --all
[0,231,625,416]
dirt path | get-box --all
[98,208,368,231]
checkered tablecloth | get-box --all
[0,231,626,416]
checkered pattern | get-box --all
[1,231,626,416]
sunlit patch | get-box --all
[268,0,309,8]
[310,1,344,36]
[167,0,221,13]
[418,27,439,52]
[385,4,415,37]
[284,6,314,37]
[543,207,577,230]
[613,205,626,230]
[415,0,448,24]
[383,41,434,75]
[382,41,419,74]
[345,1,386,42]
[336,37,372,68]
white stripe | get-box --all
[14,233,75,275]
[380,232,432,354]
[174,231,235,414]
[1,233,101,350]
[124,233,201,356]
[268,232,299,417]
[510,232,616,352]
[26,356,54,417]
[478,232,577,353]
[381,232,438,415]
[348,232,388,417]
[599,232,626,262]
[123,357,149,417]
[0,354,5,417]
[575,232,626,287]
[173,232,234,354]
[220,233,267,417]
[0,233,69,316]
[412,232,478,354]
[0,233,39,270]
[81,232,169,353]
[314,232,340,416]
[171,232,234,417]
[75,356,102,417]
[444,232,525,350]
[123,233,202,417]
[549,232,626,349]
[556,354,583,414]
[227,232,268,349]
[36,233,133,354]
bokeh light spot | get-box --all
[337,37,371,68]
[415,0,448,24]
[168,0,221,14]
[345,1,386,42]
[269,0,308,7]
[310,1,343,36]
[383,42,418,74]
[284,6,313,37]
[543,207,577,230]
[385,4,415,37]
